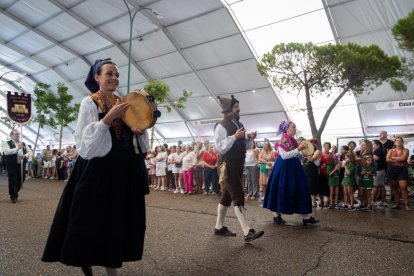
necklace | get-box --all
[98,91,116,111]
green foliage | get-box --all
[33,82,57,129]
[392,9,414,84]
[144,79,192,112]
[257,42,405,141]
[392,9,414,52]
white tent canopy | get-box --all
[0,0,413,149]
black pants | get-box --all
[220,161,245,207]
[7,163,22,200]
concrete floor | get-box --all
[0,175,413,276]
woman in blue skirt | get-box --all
[263,121,319,226]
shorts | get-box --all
[156,166,166,176]
[43,160,52,168]
[387,166,409,181]
[374,169,385,186]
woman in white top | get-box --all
[173,146,185,194]
[166,146,176,191]
[245,141,259,199]
[154,146,168,191]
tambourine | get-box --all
[299,140,314,156]
[122,91,161,130]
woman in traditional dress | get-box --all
[263,121,319,226]
[42,59,150,276]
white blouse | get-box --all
[75,96,150,160]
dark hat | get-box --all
[84,58,113,93]
[217,95,239,114]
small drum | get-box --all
[122,91,161,130]
[299,140,314,156]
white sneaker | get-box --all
[180,189,185,194]
[160,186,166,191]
[174,189,179,194]
[43,176,48,179]
[64,178,68,182]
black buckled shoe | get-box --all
[214,226,236,237]
[302,216,319,226]
[81,267,93,276]
[273,215,285,225]
[244,229,264,242]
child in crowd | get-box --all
[146,152,156,188]
[154,146,168,191]
[359,155,376,211]
[341,153,357,210]
[327,157,340,209]
[173,146,185,194]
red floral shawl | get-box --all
[275,133,299,153]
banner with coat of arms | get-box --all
[7,91,32,124]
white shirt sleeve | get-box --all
[133,131,150,154]
[214,124,236,155]
[2,140,19,155]
[75,97,112,160]
[278,147,299,160]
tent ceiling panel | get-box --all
[182,34,252,70]
[37,12,89,41]
[65,79,90,98]
[86,46,129,67]
[236,87,285,113]
[240,112,288,134]
[162,72,211,98]
[148,0,223,26]
[153,121,193,139]
[178,97,222,121]
[326,0,414,135]
[5,0,61,26]
[137,51,192,79]
[288,103,363,138]
[356,82,414,103]
[33,70,67,87]
[230,0,325,30]
[54,59,90,81]
[98,14,158,43]
[155,107,185,123]
[64,31,112,55]
[34,46,78,67]
[0,44,26,64]
[243,9,334,56]
[117,64,147,92]
[328,0,414,40]
[198,59,269,94]
[127,31,176,61]
[70,0,127,26]
[12,59,47,74]
[359,102,414,127]
[0,13,27,40]
[10,31,54,54]
[167,8,238,49]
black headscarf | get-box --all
[84,58,113,93]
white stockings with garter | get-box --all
[234,206,251,235]
[215,203,228,229]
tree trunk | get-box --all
[59,125,63,151]
[316,88,350,145]
[150,126,155,150]
[34,124,41,152]
[304,85,318,139]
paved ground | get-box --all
[0,175,413,276]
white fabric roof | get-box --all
[0,0,413,148]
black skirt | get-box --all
[42,120,149,268]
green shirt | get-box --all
[360,165,376,188]
[342,164,356,186]
[327,164,339,186]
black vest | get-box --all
[218,118,246,162]
[4,140,18,165]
